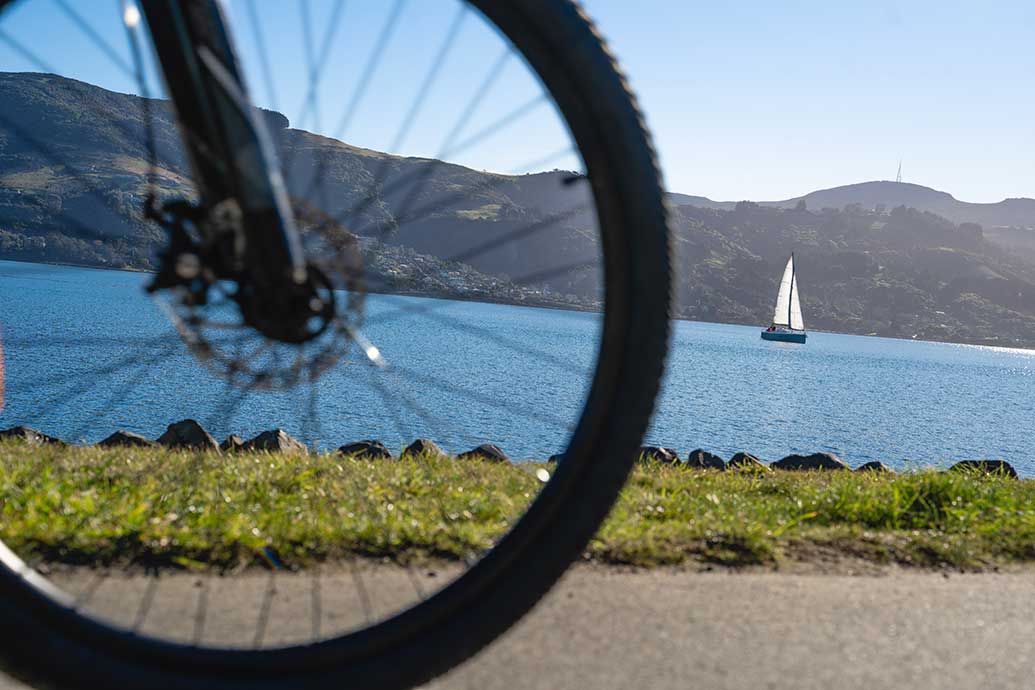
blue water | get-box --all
[1,260,1033,474]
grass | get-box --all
[455,203,502,220]
[2,441,1035,572]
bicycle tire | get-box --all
[0,1,671,688]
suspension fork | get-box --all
[139,0,307,288]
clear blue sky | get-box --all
[1,0,1032,203]
[587,0,1035,203]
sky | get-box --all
[0,0,1033,203]
[586,0,1035,202]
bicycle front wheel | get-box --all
[0,1,670,688]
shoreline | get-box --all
[0,256,600,316]
[2,256,1032,352]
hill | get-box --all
[672,181,1035,258]
[670,200,1035,346]
[0,72,600,309]
[2,72,1035,347]
[782,181,1035,229]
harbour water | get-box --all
[1,260,1032,474]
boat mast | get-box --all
[788,253,794,329]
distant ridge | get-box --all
[669,181,1035,230]
[3,72,1035,347]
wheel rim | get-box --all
[0,0,667,681]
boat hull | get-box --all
[761,330,807,344]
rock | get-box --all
[771,452,849,471]
[638,447,680,465]
[339,440,392,460]
[727,452,769,471]
[156,419,220,452]
[547,453,565,464]
[0,426,64,445]
[856,460,895,474]
[243,429,307,454]
[458,443,509,463]
[685,449,725,470]
[402,438,447,459]
[220,434,245,453]
[948,460,1018,479]
[260,108,289,131]
[97,430,155,448]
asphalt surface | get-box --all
[3,566,1034,689]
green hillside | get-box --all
[3,72,1035,347]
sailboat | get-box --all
[761,253,807,343]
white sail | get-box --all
[772,257,794,326]
[789,273,804,330]
[771,255,805,330]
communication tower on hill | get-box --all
[896,160,902,183]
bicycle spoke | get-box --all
[446,203,590,265]
[202,378,257,436]
[299,1,317,132]
[348,561,373,625]
[330,0,407,143]
[72,570,107,611]
[363,366,418,445]
[351,162,581,246]
[285,0,405,195]
[0,24,163,161]
[123,0,159,191]
[0,112,138,239]
[356,366,479,450]
[244,0,279,112]
[302,371,329,451]
[252,571,276,648]
[131,575,159,632]
[383,363,572,431]
[192,575,210,646]
[0,27,56,73]
[389,5,466,155]
[406,567,426,601]
[296,0,407,221]
[444,94,547,160]
[27,341,178,394]
[363,245,599,355]
[326,32,511,238]
[2,4,201,216]
[440,50,510,155]
[298,4,466,208]
[1,333,172,349]
[310,568,322,639]
[506,146,578,175]
[0,0,645,666]
[302,2,340,214]
[511,258,598,288]
[55,0,134,78]
[196,320,248,332]
[372,48,511,238]
[65,350,171,440]
[295,0,345,133]
[369,305,586,377]
[334,132,575,241]
[0,189,119,244]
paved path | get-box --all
[3,567,1034,689]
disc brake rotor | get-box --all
[152,199,367,390]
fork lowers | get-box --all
[234,263,337,345]
[147,198,341,346]
[143,194,366,391]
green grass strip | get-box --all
[2,442,1034,570]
